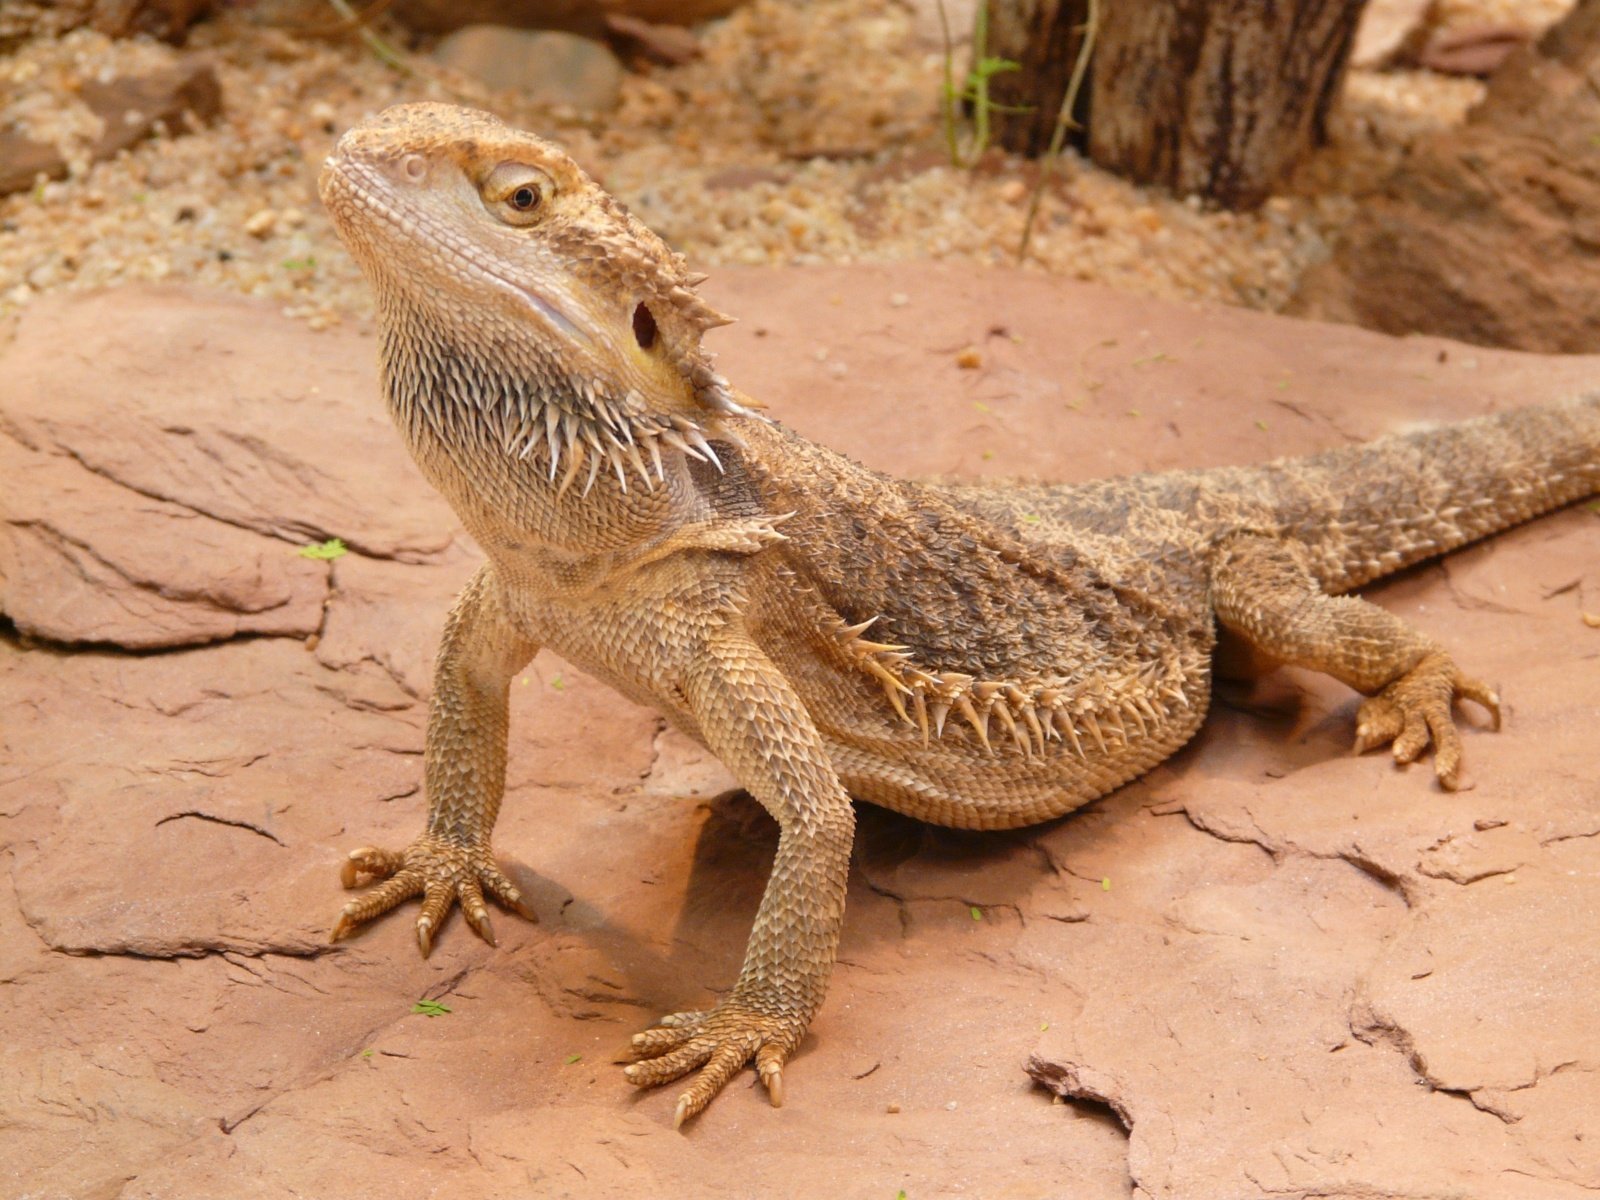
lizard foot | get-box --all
[329,836,535,955]
[623,1000,801,1127]
[1352,651,1500,791]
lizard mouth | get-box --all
[321,156,589,346]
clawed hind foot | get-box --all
[1353,650,1501,790]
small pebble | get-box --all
[243,209,276,238]
[956,347,982,369]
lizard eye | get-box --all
[483,163,553,226]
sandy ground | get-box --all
[1,0,1572,331]
[3,267,1597,1200]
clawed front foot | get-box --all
[330,836,535,955]
[1353,650,1501,790]
[623,997,803,1127]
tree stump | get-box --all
[987,0,1369,209]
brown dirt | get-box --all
[4,268,1597,1200]
[0,0,1571,331]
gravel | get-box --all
[0,0,1574,329]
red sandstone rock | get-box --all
[2,270,1596,1199]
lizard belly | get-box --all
[493,543,1217,833]
[807,665,1213,831]
[745,558,1218,830]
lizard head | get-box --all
[319,102,745,487]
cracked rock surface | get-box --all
[3,270,1597,1200]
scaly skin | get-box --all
[318,103,1600,1126]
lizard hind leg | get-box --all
[1211,534,1501,790]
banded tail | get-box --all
[1252,393,1600,593]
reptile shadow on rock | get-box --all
[677,785,1102,943]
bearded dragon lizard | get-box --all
[318,103,1600,1127]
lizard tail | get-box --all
[1256,392,1600,594]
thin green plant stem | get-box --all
[1017,0,1099,263]
[939,0,1023,169]
[324,0,413,74]
[970,1,991,164]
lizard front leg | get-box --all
[1211,534,1500,789]
[624,619,855,1127]
[331,564,539,953]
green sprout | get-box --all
[411,999,452,1017]
[298,537,348,560]
[938,0,1026,168]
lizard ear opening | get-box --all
[632,302,658,351]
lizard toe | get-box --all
[331,869,425,941]
[340,846,406,889]
[756,1043,787,1108]
[623,1037,714,1089]
[673,1041,758,1128]
[1353,696,1404,756]
[629,1025,697,1058]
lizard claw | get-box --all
[330,836,534,952]
[757,1045,785,1108]
[623,1001,799,1126]
[1352,651,1500,790]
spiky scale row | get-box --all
[504,398,727,497]
[831,615,1198,763]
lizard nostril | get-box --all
[401,153,426,181]
[633,302,658,351]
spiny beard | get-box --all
[379,295,729,500]
[503,389,726,499]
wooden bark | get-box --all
[987,0,1369,210]
[986,0,1094,158]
